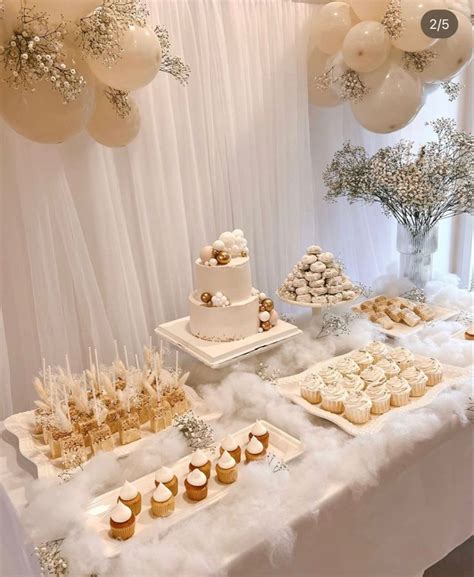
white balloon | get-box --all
[353,60,423,133]
[420,12,473,83]
[349,0,390,22]
[312,2,356,56]
[87,25,162,92]
[342,21,391,73]
[34,0,100,22]
[392,0,446,52]
[87,87,141,147]
[308,46,342,107]
[325,52,349,99]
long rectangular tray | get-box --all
[85,420,304,558]
[276,353,468,436]
[3,386,221,479]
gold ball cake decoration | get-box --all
[216,251,231,265]
[200,292,212,304]
[257,293,278,333]
[262,298,274,312]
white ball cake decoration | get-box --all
[278,245,358,305]
[198,229,249,266]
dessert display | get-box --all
[189,229,279,342]
[151,483,175,518]
[219,434,241,463]
[278,245,359,305]
[356,296,436,331]
[154,466,178,496]
[30,345,190,469]
[188,449,212,479]
[215,451,238,484]
[109,501,136,541]
[294,341,446,425]
[245,436,266,462]
[185,469,209,502]
[118,481,142,516]
[248,420,269,449]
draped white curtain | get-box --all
[0,0,471,418]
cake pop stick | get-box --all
[88,347,94,373]
[62,383,71,422]
[42,357,47,393]
[135,353,140,370]
[123,346,130,370]
[94,348,100,392]
[114,340,120,362]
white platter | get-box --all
[277,289,361,310]
[155,316,302,369]
[85,420,304,558]
[3,386,221,480]
[276,352,468,436]
[353,296,458,338]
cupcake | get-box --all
[401,366,428,397]
[300,373,325,404]
[363,341,389,362]
[318,366,344,387]
[245,436,267,462]
[342,374,365,392]
[414,357,443,386]
[333,357,361,376]
[189,449,211,479]
[365,383,391,415]
[110,501,136,540]
[118,481,142,516]
[154,466,178,496]
[184,469,208,501]
[348,350,374,370]
[320,383,347,414]
[219,434,242,463]
[343,391,372,424]
[388,347,415,371]
[386,376,412,407]
[375,358,401,379]
[360,365,386,388]
[151,483,175,517]
[248,420,269,449]
[216,450,238,484]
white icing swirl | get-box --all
[301,373,325,392]
[375,358,400,377]
[349,350,374,367]
[365,383,391,402]
[360,365,386,385]
[250,420,267,436]
[414,357,441,375]
[386,376,411,394]
[110,501,132,523]
[389,347,415,366]
[153,483,173,503]
[221,434,238,452]
[321,383,347,402]
[343,391,372,410]
[334,357,360,376]
[318,367,344,386]
[186,468,207,487]
[364,341,388,358]
[190,449,209,467]
[247,436,264,455]
[218,450,236,470]
[401,366,428,387]
[342,374,365,391]
[154,466,174,484]
[119,480,138,501]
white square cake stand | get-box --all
[155,317,302,369]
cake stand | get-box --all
[276,288,362,317]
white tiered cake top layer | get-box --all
[194,256,252,303]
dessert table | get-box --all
[0,279,472,577]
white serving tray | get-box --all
[85,420,304,558]
[276,352,468,436]
[155,317,302,369]
[352,296,458,338]
[276,288,361,310]
[3,386,221,480]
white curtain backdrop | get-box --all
[0,0,471,417]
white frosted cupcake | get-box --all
[348,350,374,370]
[363,341,389,362]
[300,373,325,404]
[318,366,344,387]
[342,374,365,392]
[333,357,361,376]
[360,365,386,388]
[343,391,372,424]
[386,376,412,407]
[375,358,401,379]
[388,347,415,370]
[401,366,428,397]
[414,357,443,386]
[320,383,348,414]
[365,383,391,415]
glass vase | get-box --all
[396,224,438,288]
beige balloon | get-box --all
[352,61,423,133]
[308,46,342,107]
[0,0,21,46]
[392,0,446,52]
[421,12,473,83]
[87,25,162,92]
[0,56,94,143]
[349,0,390,22]
[87,88,141,147]
[343,21,391,73]
[34,0,100,22]
[312,2,356,56]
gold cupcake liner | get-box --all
[219,446,242,464]
[249,432,269,449]
[390,390,410,407]
[370,397,391,415]
[321,398,345,414]
[216,464,238,484]
[118,493,142,516]
[344,406,371,424]
[301,389,321,404]
[155,476,178,496]
[110,521,135,541]
[245,449,266,463]
[189,460,211,479]
[426,372,443,387]
[185,481,208,501]
[151,496,175,517]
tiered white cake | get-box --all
[189,230,279,342]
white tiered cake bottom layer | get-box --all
[188,293,259,342]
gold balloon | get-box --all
[262,299,274,312]
[201,292,212,304]
[261,321,272,332]
[216,251,231,265]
